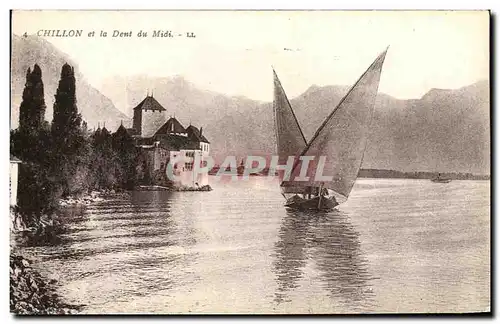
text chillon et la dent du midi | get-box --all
[35,29,190,38]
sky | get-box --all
[12,10,489,102]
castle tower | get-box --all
[132,94,167,137]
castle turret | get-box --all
[132,95,167,137]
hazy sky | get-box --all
[12,10,489,101]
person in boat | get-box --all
[302,187,308,199]
[301,186,329,200]
[302,186,316,199]
[318,185,339,206]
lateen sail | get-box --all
[281,48,388,200]
[273,69,307,193]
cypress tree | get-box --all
[52,63,82,141]
[30,64,46,130]
[13,64,57,220]
[51,63,86,196]
[19,64,46,133]
[18,67,32,133]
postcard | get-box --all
[9,10,490,315]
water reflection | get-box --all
[14,191,186,304]
[13,205,89,248]
[11,179,490,313]
[273,209,375,308]
[272,211,309,303]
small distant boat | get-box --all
[208,166,220,175]
[237,159,245,175]
[273,48,388,211]
[431,173,452,183]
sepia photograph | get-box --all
[9,10,490,315]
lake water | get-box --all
[14,177,490,314]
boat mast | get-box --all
[317,183,324,209]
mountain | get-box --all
[289,81,490,174]
[10,35,129,130]
[11,36,488,174]
[101,76,490,174]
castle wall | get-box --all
[200,142,210,156]
[141,110,166,137]
[167,149,209,188]
[133,109,142,135]
[153,146,168,170]
[177,170,209,187]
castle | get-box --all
[122,94,210,188]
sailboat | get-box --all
[431,173,452,183]
[273,48,388,211]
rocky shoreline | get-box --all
[175,184,213,192]
[11,190,130,233]
[135,184,213,192]
[10,254,81,315]
[58,189,130,206]
[10,189,130,315]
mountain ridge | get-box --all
[100,75,489,174]
[10,34,130,130]
[11,35,490,174]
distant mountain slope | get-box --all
[101,76,489,174]
[10,35,130,130]
[290,81,490,174]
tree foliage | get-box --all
[11,63,139,223]
[19,64,46,133]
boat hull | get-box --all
[431,179,452,183]
[284,195,339,211]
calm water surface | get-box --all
[15,177,490,314]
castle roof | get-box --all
[125,128,139,136]
[186,125,210,143]
[157,134,199,150]
[155,117,187,136]
[113,124,135,139]
[133,95,166,112]
[139,134,199,151]
[115,123,127,134]
[101,126,110,136]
